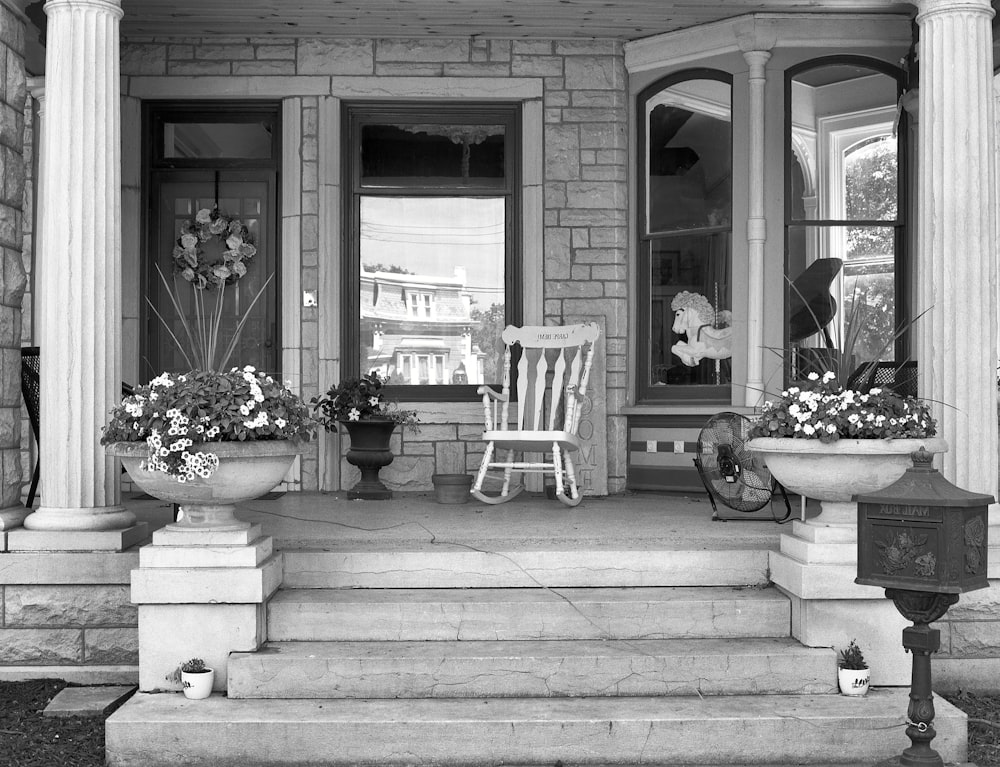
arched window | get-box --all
[785,57,907,383]
[637,70,733,402]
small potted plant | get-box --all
[166,657,215,700]
[837,639,871,696]
[312,372,419,500]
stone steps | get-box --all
[279,545,771,588]
[105,689,968,767]
[227,637,836,699]
[266,585,791,641]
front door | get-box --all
[143,103,280,380]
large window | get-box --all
[785,58,906,383]
[343,103,521,398]
[637,71,733,402]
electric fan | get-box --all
[693,412,790,521]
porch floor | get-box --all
[131,489,810,551]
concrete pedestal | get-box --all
[770,520,912,685]
[131,524,281,692]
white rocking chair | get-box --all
[472,323,600,507]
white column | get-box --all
[915,0,998,499]
[743,50,770,406]
[22,0,134,532]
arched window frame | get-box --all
[636,68,734,404]
[784,55,909,381]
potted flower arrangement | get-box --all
[312,371,418,500]
[102,366,315,529]
[166,657,215,700]
[747,371,946,526]
[103,207,315,530]
[837,639,871,696]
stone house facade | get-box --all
[0,0,997,691]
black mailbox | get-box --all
[856,448,991,594]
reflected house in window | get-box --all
[361,266,485,386]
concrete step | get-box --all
[105,689,968,766]
[280,545,770,588]
[227,637,836,699]
[267,586,791,641]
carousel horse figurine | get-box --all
[670,291,733,367]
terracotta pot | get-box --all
[108,440,305,531]
[432,473,473,504]
[341,419,398,500]
[181,668,215,699]
[838,667,871,696]
[747,437,947,526]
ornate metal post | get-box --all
[856,449,992,767]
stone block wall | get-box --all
[119,35,630,494]
[933,582,1000,690]
[0,2,26,513]
[0,551,139,681]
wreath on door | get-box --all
[172,207,257,289]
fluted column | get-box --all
[743,50,770,406]
[914,0,998,498]
[22,0,134,532]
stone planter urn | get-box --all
[341,419,398,500]
[746,437,947,526]
[108,440,305,531]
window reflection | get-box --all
[359,197,505,386]
[361,124,505,187]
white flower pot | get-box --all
[181,668,215,699]
[746,437,947,526]
[838,667,871,696]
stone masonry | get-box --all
[119,36,630,495]
[0,1,27,518]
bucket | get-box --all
[432,473,473,504]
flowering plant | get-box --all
[101,367,315,482]
[748,371,937,443]
[311,371,419,432]
[173,207,257,289]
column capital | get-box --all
[742,50,772,79]
[44,0,122,18]
[914,0,994,22]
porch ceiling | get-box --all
[118,0,915,41]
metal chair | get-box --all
[471,323,600,507]
[845,360,917,397]
[19,347,134,508]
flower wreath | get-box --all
[171,207,257,290]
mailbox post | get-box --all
[856,448,992,767]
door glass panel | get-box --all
[163,122,273,159]
[359,196,505,386]
[150,180,276,378]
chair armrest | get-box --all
[477,385,508,403]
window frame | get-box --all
[783,56,909,377]
[342,101,522,401]
[636,68,734,404]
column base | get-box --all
[7,523,149,552]
[132,529,280,692]
[23,505,137,531]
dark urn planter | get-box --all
[341,419,398,500]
